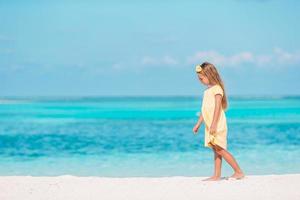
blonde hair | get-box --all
[197,62,228,110]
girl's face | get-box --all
[197,73,210,85]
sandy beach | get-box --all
[0,174,299,200]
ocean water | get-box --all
[0,96,299,177]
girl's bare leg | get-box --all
[214,150,222,177]
[214,145,245,179]
[202,146,223,181]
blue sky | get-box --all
[1,0,300,97]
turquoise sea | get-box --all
[0,96,299,177]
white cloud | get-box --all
[186,48,300,67]
[187,51,226,65]
[230,52,254,64]
[256,55,273,65]
[105,48,300,72]
[187,51,254,66]
[161,56,178,65]
[273,47,300,64]
[141,56,158,65]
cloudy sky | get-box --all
[1,0,300,97]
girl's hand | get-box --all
[209,123,217,135]
[193,112,203,135]
[192,123,201,134]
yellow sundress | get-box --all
[201,84,227,150]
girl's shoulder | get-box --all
[206,84,223,96]
[205,84,221,91]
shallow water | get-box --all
[0,96,299,177]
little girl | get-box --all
[192,62,245,181]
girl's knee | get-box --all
[213,145,224,154]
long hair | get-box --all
[198,62,228,110]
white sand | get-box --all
[1,174,299,200]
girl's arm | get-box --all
[210,94,222,134]
[197,113,204,125]
[193,113,203,134]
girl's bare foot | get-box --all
[228,172,245,180]
[202,176,221,181]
